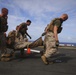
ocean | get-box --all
[60,42,76,46]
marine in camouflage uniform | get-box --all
[18,20,32,41]
[41,14,68,65]
[7,27,32,56]
[0,8,11,61]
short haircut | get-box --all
[1,8,8,12]
[62,14,68,19]
[26,20,31,23]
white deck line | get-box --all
[24,49,40,53]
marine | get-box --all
[41,14,68,65]
[0,8,11,62]
[7,26,32,57]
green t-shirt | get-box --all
[53,19,63,33]
[0,16,8,32]
[19,22,27,34]
[54,19,62,27]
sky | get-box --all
[0,0,76,43]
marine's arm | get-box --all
[25,31,31,39]
[53,20,61,46]
[53,26,58,41]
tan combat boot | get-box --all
[1,54,5,58]
[4,54,11,57]
[1,57,11,62]
[41,55,49,65]
[1,53,11,58]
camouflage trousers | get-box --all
[0,33,7,56]
[44,32,57,58]
[14,41,32,49]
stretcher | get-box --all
[24,48,41,53]
[22,37,43,54]
[7,36,43,55]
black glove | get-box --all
[29,36,31,39]
[42,32,46,36]
[56,40,59,47]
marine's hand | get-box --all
[56,40,59,47]
[42,32,46,36]
[29,36,31,39]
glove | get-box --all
[29,36,31,39]
[56,40,59,47]
[42,32,46,36]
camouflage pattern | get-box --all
[14,37,43,49]
[0,32,7,55]
[19,22,27,33]
[14,41,32,49]
[0,16,8,32]
[8,30,43,50]
[8,30,24,44]
[19,23,27,39]
[45,18,63,33]
[14,31,31,49]
[0,32,14,61]
[1,57,11,62]
[29,37,43,48]
[44,32,57,58]
[0,16,7,59]
[43,18,63,58]
[8,30,31,49]
[0,16,7,25]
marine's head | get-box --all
[26,20,31,26]
[1,8,8,17]
[60,14,68,21]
